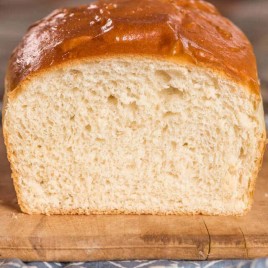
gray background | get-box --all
[0,0,268,111]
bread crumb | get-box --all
[4,58,264,215]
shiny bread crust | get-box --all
[6,0,260,94]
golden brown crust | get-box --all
[7,0,259,94]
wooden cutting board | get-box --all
[0,128,267,261]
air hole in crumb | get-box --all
[168,172,176,178]
[71,87,79,92]
[127,163,136,169]
[96,138,105,142]
[202,96,211,101]
[87,107,93,112]
[83,98,89,104]
[110,80,118,87]
[17,132,23,139]
[125,87,137,98]
[48,120,54,126]
[240,147,245,157]
[168,70,185,79]
[183,143,188,147]
[116,130,124,136]
[171,141,177,149]
[155,70,171,83]
[129,121,138,129]
[164,111,177,118]
[127,102,138,112]
[85,124,92,132]
[159,86,184,98]
[37,145,42,148]
[253,100,258,111]
[70,69,82,78]
[70,115,75,121]
[108,95,118,105]
[67,147,72,152]
[163,125,168,132]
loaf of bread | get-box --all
[2,0,266,215]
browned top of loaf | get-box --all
[7,0,259,94]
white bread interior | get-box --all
[3,57,265,215]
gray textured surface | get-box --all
[0,259,268,268]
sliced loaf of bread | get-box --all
[2,0,266,215]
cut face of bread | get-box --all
[3,57,265,215]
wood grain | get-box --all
[0,128,267,261]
